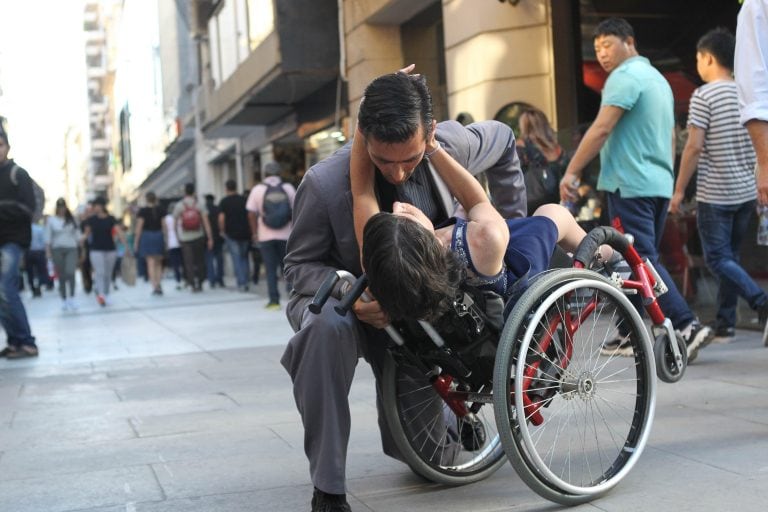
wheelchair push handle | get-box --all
[308,272,340,314]
[573,226,633,268]
[334,274,369,316]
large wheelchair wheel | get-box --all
[493,269,656,505]
[382,353,506,485]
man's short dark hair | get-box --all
[362,212,463,322]
[225,179,237,191]
[184,182,195,195]
[0,130,8,145]
[358,72,434,144]
[204,193,215,203]
[697,27,735,71]
[593,18,635,42]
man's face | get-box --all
[365,124,427,186]
[0,138,9,165]
[594,34,634,73]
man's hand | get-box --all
[668,191,685,215]
[559,171,580,202]
[352,296,390,330]
[757,162,768,206]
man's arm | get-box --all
[201,212,213,250]
[247,212,259,243]
[746,120,768,205]
[438,120,526,219]
[283,170,345,297]
[559,105,625,200]
[10,166,36,219]
[670,125,705,214]
[218,211,226,238]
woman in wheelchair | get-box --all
[350,120,618,322]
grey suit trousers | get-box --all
[282,294,400,494]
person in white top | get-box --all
[735,0,768,206]
[163,202,183,290]
[45,198,80,311]
[735,0,768,348]
[246,161,296,309]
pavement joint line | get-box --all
[646,444,745,476]
[665,399,768,427]
[266,426,294,449]
[709,376,768,391]
[149,463,169,501]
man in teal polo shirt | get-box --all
[560,17,713,361]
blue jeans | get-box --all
[0,243,36,348]
[206,244,224,285]
[225,238,251,288]
[697,200,767,328]
[607,192,695,330]
[259,239,287,304]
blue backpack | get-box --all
[262,182,292,228]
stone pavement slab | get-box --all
[1,279,767,511]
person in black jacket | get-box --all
[0,130,39,359]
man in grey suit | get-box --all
[282,71,526,512]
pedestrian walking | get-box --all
[219,179,252,291]
[45,198,80,311]
[735,0,768,346]
[246,162,295,309]
[0,128,39,359]
[172,183,213,292]
[204,193,225,288]
[81,196,128,306]
[25,219,51,297]
[559,17,713,361]
[134,191,165,295]
[670,28,768,343]
[163,202,183,290]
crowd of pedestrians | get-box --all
[0,158,296,362]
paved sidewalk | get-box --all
[1,279,767,511]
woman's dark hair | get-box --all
[362,212,463,322]
[697,27,735,71]
[593,18,635,42]
[358,72,433,144]
[55,197,76,226]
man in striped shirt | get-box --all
[671,28,768,343]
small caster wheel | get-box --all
[654,333,687,383]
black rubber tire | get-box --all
[493,269,656,505]
[381,353,506,485]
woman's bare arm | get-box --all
[350,125,380,260]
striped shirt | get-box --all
[687,80,756,205]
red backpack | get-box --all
[180,202,202,231]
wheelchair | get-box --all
[310,226,687,506]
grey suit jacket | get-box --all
[284,119,526,314]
